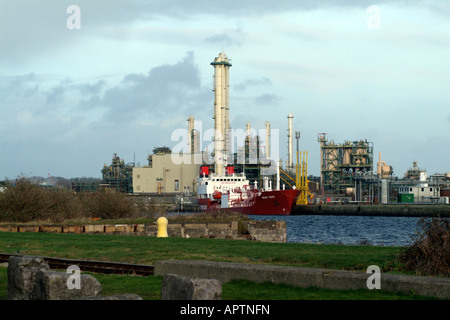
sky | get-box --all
[0,0,449,180]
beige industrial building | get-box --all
[133,151,202,194]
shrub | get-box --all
[0,177,136,223]
[0,177,84,223]
[399,217,450,277]
[81,189,134,220]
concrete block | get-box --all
[7,256,50,300]
[155,260,450,299]
[161,274,222,300]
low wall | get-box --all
[154,260,450,299]
[0,220,287,243]
[293,204,450,217]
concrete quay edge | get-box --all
[154,260,450,299]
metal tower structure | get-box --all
[318,133,373,194]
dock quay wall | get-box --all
[292,204,450,217]
[0,220,287,243]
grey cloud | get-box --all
[235,77,272,92]
[253,93,280,106]
[1,0,447,66]
[142,0,450,18]
[0,53,213,178]
[87,52,210,124]
[205,27,246,48]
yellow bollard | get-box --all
[156,217,168,238]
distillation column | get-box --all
[211,53,232,176]
[187,116,195,153]
[287,113,294,172]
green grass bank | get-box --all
[1,231,444,300]
[0,231,402,271]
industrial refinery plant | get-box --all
[94,52,450,208]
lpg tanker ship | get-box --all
[197,166,300,216]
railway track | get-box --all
[0,253,154,276]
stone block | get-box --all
[41,226,62,233]
[0,226,18,232]
[104,225,116,233]
[7,256,50,300]
[184,224,208,238]
[85,225,104,233]
[62,225,83,233]
[168,224,182,237]
[115,224,132,233]
[135,224,145,233]
[161,274,222,300]
[18,226,39,233]
[35,270,102,300]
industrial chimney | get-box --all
[287,113,294,172]
[211,52,232,176]
[187,115,195,153]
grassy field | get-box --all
[0,232,404,270]
[0,231,442,300]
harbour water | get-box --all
[249,215,423,247]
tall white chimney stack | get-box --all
[287,113,294,171]
[211,53,232,176]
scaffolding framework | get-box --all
[318,133,373,194]
[296,150,311,205]
[101,153,134,193]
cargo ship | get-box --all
[197,166,299,216]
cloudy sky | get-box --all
[1,0,449,180]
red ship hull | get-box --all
[198,189,299,216]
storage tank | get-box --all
[381,179,388,204]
